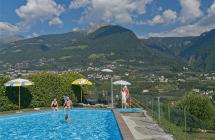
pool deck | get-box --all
[113,109,135,140]
[119,110,174,140]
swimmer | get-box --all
[64,97,72,121]
[65,114,69,121]
[64,97,72,109]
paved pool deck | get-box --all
[120,110,174,140]
[113,109,135,140]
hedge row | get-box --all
[0,72,84,111]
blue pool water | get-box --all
[0,109,122,140]
[117,108,144,113]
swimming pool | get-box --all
[0,109,122,140]
[117,108,144,113]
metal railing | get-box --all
[132,94,215,140]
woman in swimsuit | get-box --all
[51,98,58,111]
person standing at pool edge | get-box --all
[121,89,127,109]
[124,86,130,107]
[64,97,72,121]
[51,98,58,111]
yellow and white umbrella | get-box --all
[4,78,34,112]
[72,78,92,86]
[72,78,92,103]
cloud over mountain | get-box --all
[179,0,203,23]
[16,0,64,26]
[0,22,19,33]
[70,0,153,24]
[148,9,177,26]
[147,0,215,37]
[0,0,214,38]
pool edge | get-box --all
[112,109,135,140]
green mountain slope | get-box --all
[142,37,194,56]
[0,25,183,71]
[143,29,215,71]
[180,29,215,71]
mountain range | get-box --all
[143,29,215,71]
[0,25,215,72]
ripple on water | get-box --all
[0,109,122,140]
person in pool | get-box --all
[51,98,58,111]
[64,97,72,121]
[64,97,72,109]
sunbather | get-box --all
[51,98,58,111]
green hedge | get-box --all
[0,72,84,111]
[0,76,19,111]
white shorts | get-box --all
[122,98,127,103]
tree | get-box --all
[177,92,215,121]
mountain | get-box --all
[0,25,183,72]
[1,25,215,72]
[142,37,194,56]
[143,29,215,71]
[180,29,215,71]
[0,35,24,44]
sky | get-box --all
[0,0,215,38]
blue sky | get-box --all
[0,0,215,38]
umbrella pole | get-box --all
[81,86,82,103]
[19,86,21,112]
[129,87,131,108]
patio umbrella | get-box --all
[4,78,34,112]
[113,80,131,107]
[113,80,131,96]
[72,78,93,103]
[101,69,113,73]
[113,80,131,86]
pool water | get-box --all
[117,108,144,113]
[0,109,122,140]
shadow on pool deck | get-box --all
[119,111,174,140]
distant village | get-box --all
[0,59,215,104]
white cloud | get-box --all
[208,0,215,15]
[26,32,40,38]
[32,32,39,37]
[148,9,177,26]
[69,0,153,24]
[197,1,215,27]
[148,15,163,25]
[147,24,215,37]
[146,0,215,37]
[69,0,90,9]
[72,27,80,32]
[179,0,203,23]
[0,22,19,33]
[49,17,63,26]
[16,0,64,26]
[147,17,215,37]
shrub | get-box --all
[0,72,84,111]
